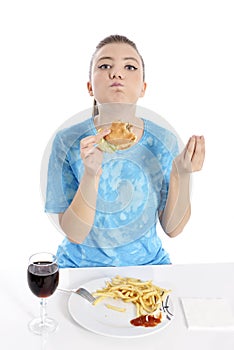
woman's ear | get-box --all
[140,82,147,98]
[87,82,94,96]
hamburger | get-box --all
[98,121,137,153]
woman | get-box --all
[45,34,205,268]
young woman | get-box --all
[45,34,205,268]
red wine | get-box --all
[27,261,59,298]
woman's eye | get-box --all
[125,65,137,71]
[98,64,111,70]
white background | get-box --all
[1,0,233,270]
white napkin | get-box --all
[181,298,234,330]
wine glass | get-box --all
[27,252,59,335]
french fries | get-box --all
[92,275,171,317]
[105,304,126,312]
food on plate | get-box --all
[98,121,137,152]
[92,275,172,327]
[105,304,126,312]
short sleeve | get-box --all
[158,131,179,212]
[45,132,79,213]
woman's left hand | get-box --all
[173,135,205,174]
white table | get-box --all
[1,263,234,349]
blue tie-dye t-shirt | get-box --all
[45,117,179,268]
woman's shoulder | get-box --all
[53,117,94,147]
[57,117,93,138]
[143,118,178,145]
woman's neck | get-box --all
[93,102,141,129]
[93,102,144,143]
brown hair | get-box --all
[89,34,145,116]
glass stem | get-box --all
[40,298,47,325]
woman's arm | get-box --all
[159,135,205,237]
[59,129,110,243]
[59,171,101,243]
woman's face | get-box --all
[87,43,147,104]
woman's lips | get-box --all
[110,82,124,87]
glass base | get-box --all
[28,317,58,335]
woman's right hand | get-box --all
[80,129,110,176]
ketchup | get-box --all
[130,314,162,327]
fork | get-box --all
[57,287,96,304]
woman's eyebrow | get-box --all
[96,56,140,64]
[123,57,140,64]
[97,56,113,63]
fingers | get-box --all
[79,130,111,176]
[80,129,110,150]
[184,136,196,161]
[80,136,96,150]
[95,128,111,143]
[80,137,96,160]
[185,135,204,157]
[192,135,205,171]
[184,135,205,172]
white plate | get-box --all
[68,277,174,338]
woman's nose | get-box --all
[109,69,124,79]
